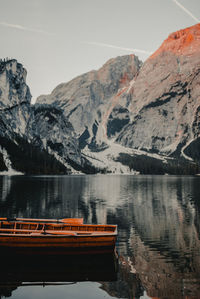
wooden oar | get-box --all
[0,217,83,224]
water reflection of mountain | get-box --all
[0,176,86,219]
[106,176,200,298]
[1,175,200,298]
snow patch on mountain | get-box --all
[0,147,23,175]
[181,138,195,161]
[127,78,135,93]
[82,139,169,174]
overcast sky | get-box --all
[0,0,199,102]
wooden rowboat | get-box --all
[0,218,117,253]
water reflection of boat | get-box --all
[0,218,117,253]
[0,251,118,297]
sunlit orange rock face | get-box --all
[117,23,200,158]
[150,23,200,59]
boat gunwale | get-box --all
[0,221,117,232]
[0,228,117,237]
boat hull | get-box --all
[0,234,116,250]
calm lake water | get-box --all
[0,174,200,299]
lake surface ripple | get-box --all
[0,175,200,299]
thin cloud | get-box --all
[0,21,52,35]
[172,0,200,23]
[85,42,152,55]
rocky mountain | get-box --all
[36,23,200,174]
[37,55,142,151]
[1,23,200,175]
[0,59,84,174]
[29,104,83,173]
[117,23,200,160]
[0,59,32,139]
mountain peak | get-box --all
[150,23,200,59]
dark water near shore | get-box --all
[0,174,200,299]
